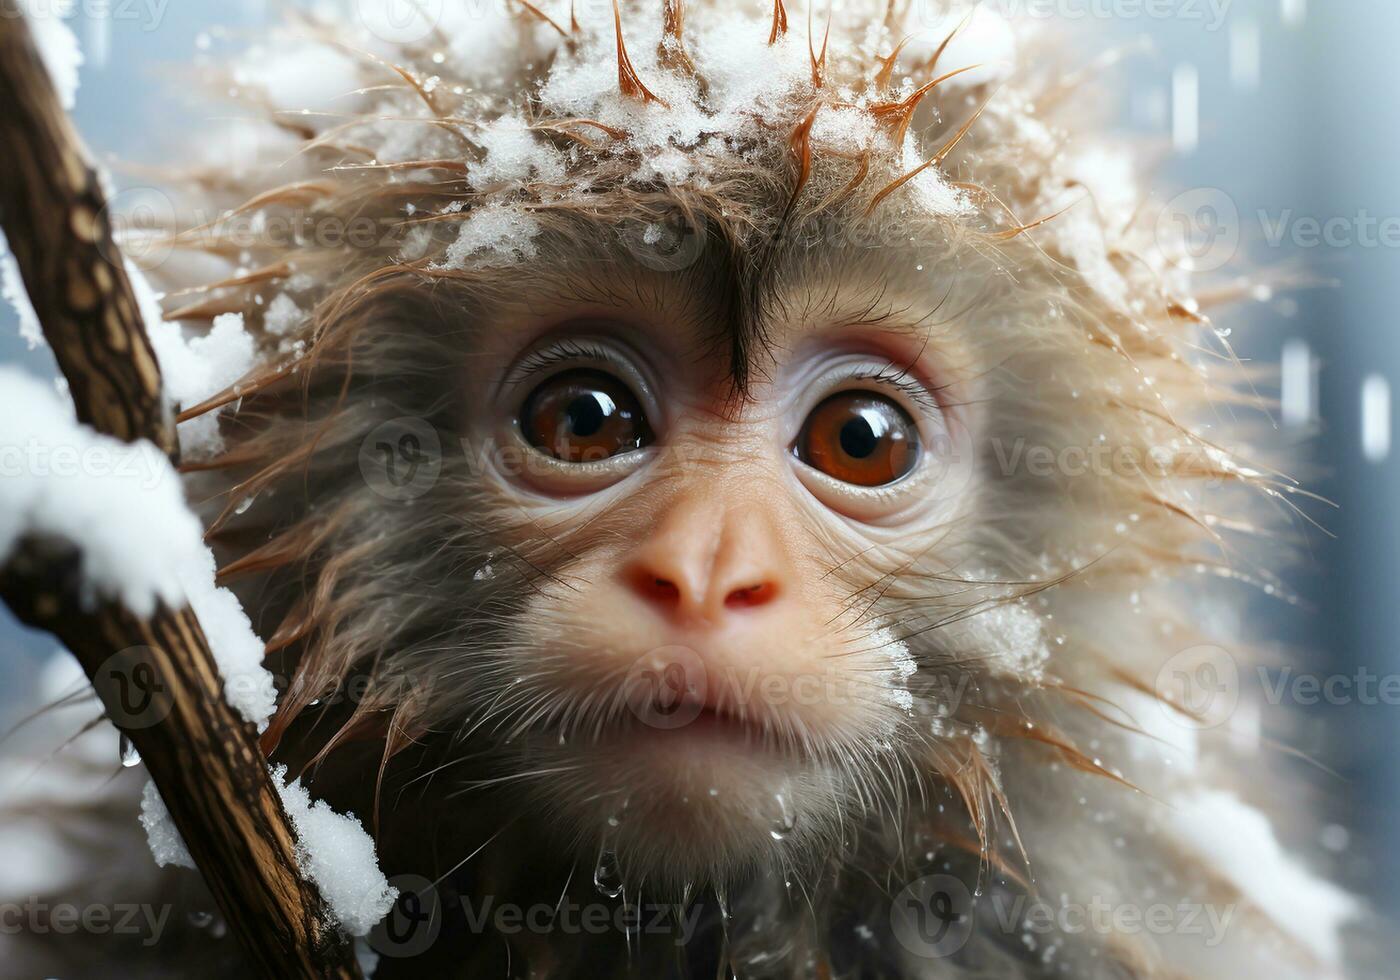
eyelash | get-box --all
[506,340,622,387]
[825,363,941,416]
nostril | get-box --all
[634,571,682,605]
[724,582,777,609]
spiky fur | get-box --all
[0,1,1367,977]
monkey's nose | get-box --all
[629,569,780,617]
[623,499,787,623]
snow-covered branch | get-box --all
[0,5,379,976]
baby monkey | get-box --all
[7,0,1363,977]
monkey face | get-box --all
[450,252,984,891]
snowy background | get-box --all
[2,0,1397,925]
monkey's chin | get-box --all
[527,724,845,894]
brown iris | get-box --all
[521,369,653,462]
[794,391,919,487]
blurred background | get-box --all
[1,0,1395,929]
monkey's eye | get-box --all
[793,391,919,487]
[520,369,654,462]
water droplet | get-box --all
[234,495,254,515]
[473,562,495,582]
[119,734,141,768]
[769,792,797,841]
[593,849,623,898]
[187,909,214,928]
[1320,824,1350,853]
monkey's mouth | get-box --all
[603,690,813,758]
[519,659,866,761]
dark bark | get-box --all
[0,0,174,457]
[0,5,361,976]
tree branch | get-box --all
[0,6,360,977]
[0,0,174,457]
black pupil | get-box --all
[567,393,608,437]
[840,416,879,459]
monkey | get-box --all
[0,0,1371,977]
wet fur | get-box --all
[0,1,1361,977]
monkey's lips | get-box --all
[619,681,794,741]
[532,654,871,764]
[642,703,768,742]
